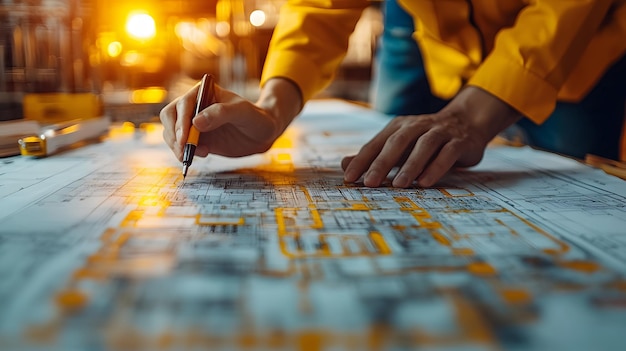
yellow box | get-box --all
[23,93,102,124]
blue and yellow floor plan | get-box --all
[1,101,625,350]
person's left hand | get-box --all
[341,86,522,188]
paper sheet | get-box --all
[1,99,625,350]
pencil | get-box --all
[182,74,215,178]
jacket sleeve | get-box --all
[468,0,626,124]
[260,0,368,103]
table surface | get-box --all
[1,99,625,351]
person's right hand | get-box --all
[341,86,522,188]
[160,78,302,161]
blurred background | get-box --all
[0,0,382,124]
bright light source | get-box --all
[107,41,123,57]
[175,22,193,39]
[215,21,230,37]
[249,10,266,27]
[126,12,156,40]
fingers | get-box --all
[160,79,285,161]
[344,118,431,187]
[415,140,462,187]
[342,137,390,184]
[193,85,275,139]
[342,115,476,189]
[193,84,260,132]
[343,123,401,184]
[194,144,210,158]
[160,83,201,160]
[391,129,448,188]
[363,127,421,187]
[190,85,281,156]
[192,84,232,132]
[160,101,178,156]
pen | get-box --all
[182,73,215,178]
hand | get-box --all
[342,86,521,188]
[160,78,302,160]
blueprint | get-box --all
[0,100,625,351]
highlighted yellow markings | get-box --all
[55,290,88,311]
[297,330,324,351]
[432,232,451,246]
[299,186,324,229]
[394,196,425,213]
[439,188,474,197]
[276,208,288,235]
[300,186,314,203]
[196,214,245,226]
[393,196,442,229]
[334,203,369,210]
[309,208,324,229]
[72,268,106,280]
[514,213,570,255]
[120,210,144,227]
[559,260,601,274]
[138,195,170,208]
[467,261,497,276]
[370,231,391,254]
[500,288,532,305]
[449,290,496,344]
[271,133,294,148]
[318,236,331,255]
[237,332,258,349]
[275,153,292,163]
[279,232,392,259]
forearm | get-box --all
[260,0,366,103]
[256,77,304,139]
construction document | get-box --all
[1,100,625,351]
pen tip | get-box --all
[182,164,188,178]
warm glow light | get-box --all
[174,22,193,39]
[126,12,156,40]
[249,10,266,27]
[131,87,167,104]
[215,21,230,37]
[121,50,141,66]
[107,41,123,57]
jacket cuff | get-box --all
[468,53,558,124]
[261,51,328,104]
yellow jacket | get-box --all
[261,0,626,123]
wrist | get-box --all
[443,86,522,144]
[256,78,303,138]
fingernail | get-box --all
[364,170,380,187]
[393,173,409,187]
[344,169,357,182]
[418,175,432,187]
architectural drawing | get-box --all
[0,100,625,350]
